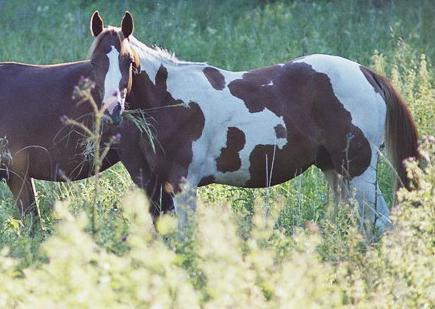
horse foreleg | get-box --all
[145,177,174,224]
[117,144,174,225]
[172,179,198,239]
[7,173,39,234]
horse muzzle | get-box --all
[105,103,123,125]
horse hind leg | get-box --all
[169,178,198,240]
[349,151,392,236]
[322,146,391,238]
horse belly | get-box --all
[1,131,117,182]
[205,140,317,188]
[26,146,119,181]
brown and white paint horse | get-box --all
[0,12,137,218]
[125,30,418,234]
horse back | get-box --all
[0,61,105,181]
[0,61,92,104]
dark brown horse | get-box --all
[0,12,138,218]
[121,14,419,234]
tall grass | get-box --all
[0,138,434,307]
[0,0,434,306]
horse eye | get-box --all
[91,58,101,67]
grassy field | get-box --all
[0,0,434,307]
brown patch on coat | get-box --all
[128,65,205,192]
[228,64,282,113]
[274,124,287,139]
[203,67,226,90]
[216,127,246,172]
[198,175,215,186]
[228,61,371,187]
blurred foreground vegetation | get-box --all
[1,139,434,307]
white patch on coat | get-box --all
[261,80,273,87]
[163,66,287,186]
[103,46,123,114]
[293,54,386,148]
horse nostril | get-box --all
[114,103,121,113]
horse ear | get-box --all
[121,11,134,38]
[90,11,104,37]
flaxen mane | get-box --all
[129,36,206,66]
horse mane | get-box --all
[88,28,205,66]
[129,36,206,66]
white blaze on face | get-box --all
[103,46,124,114]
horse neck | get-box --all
[129,40,204,109]
[131,37,179,80]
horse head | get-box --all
[88,11,140,125]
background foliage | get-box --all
[0,0,434,307]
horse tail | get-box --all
[368,70,419,191]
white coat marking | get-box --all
[103,46,123,114]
